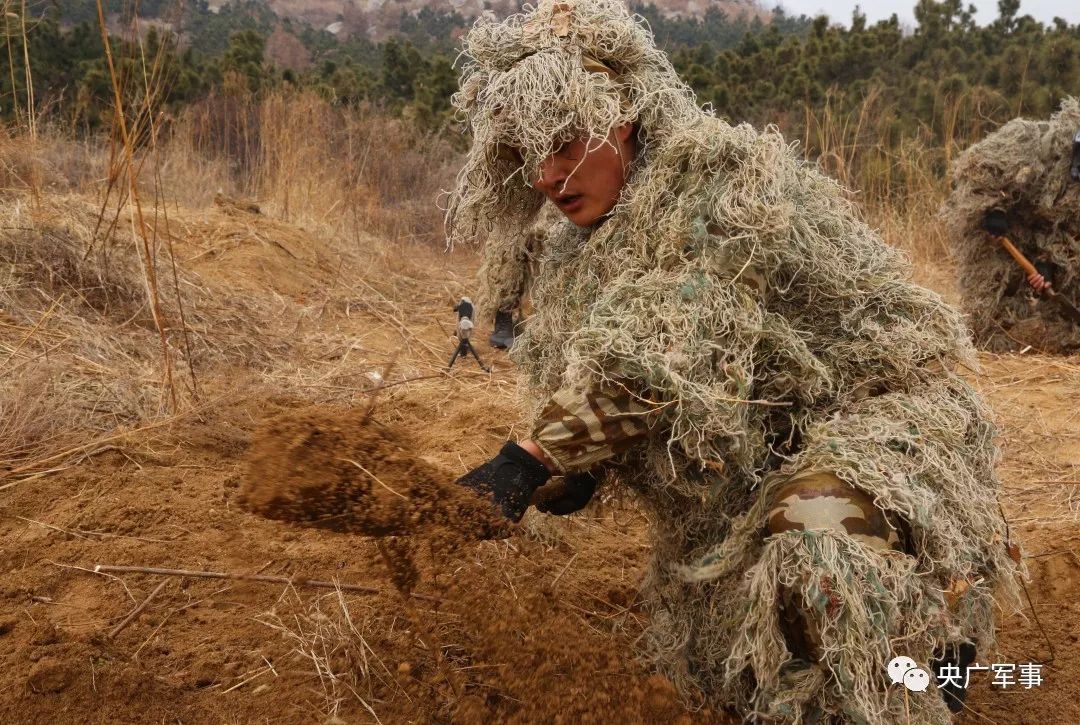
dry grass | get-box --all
[977,353,1080,527]
[0,31,466,480]
[0,131,107,196]
[0,195,201,478]
[0,183,465,482]
[161,90,459,245]
[255,586,410,723]
[800,89,1002,296]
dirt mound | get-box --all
[242,405,507,540]
[433,563,698,724]
[235,404,700,722]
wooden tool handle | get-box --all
[996,235,1040,278]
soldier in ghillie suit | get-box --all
[943,99,1080,353]
[449,1,1021,721]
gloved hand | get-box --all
[456,442,551,522]
[982,208,1009,236]
[534,472,599,515]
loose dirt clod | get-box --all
[242,405,507,541]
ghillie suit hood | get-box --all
[450,1,1021,721]
[446,0,701,314]
[942,98,1080,353]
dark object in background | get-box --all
[942,102,1080,353]
[453,297,475,321]
[981,209,1009,236]
[932,641,978,713]
[490,310,515,349]
[983,210,1058,290]
[448,316,489,372]
[1071,130,1080,182]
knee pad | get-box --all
[767,471,902,552]
[767,471,903,661]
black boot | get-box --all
[490,310,515,349]
[933,641,977,713]
[1071,129,1080,182]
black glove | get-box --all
[456,442,551,522]
[534,472,598,515]
[982,208,1009,236]
[933,641,977,713]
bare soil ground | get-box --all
[0,201,1077,723]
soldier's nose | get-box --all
[533,156,566,193]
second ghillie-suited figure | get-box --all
[943,99,1080,353]
[448,1,1021,721]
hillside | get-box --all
[263,0,769,29]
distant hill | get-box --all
[260,0,769,31]
[50,1,777,47]
[249,0,773,40]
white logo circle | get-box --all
[887,655,917,685]
[903,667,931,693]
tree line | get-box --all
[673,1,1079,155]
[2,1,1077,154]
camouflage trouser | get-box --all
[766,470,903,659]
[529,386,911,661]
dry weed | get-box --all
[162,90,459,245]
[256,587,403,723]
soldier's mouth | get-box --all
[555,194,584,212]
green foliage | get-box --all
[670,2,1080,157]
[181,1,277,56]
[0,12,212,130]
[7,0,1080,146]
[221,29,268,92]
[634,4,812,50]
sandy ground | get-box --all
[0,204,1077,723]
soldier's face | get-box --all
[530,123,636,226]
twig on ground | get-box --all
[551,552,579,587]
[0,416,178,485]
[15,515,89,539]
[340,458,406,499]
[89,564,442,602]
[48,560,136,603]
[108,580,167,638]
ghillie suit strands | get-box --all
[448,1,1021,721]
[479,202,563,319]
[942,99,1080,353]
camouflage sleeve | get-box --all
[530,385,656,474]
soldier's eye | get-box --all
[554,141,582,160]
[496,144,524,165]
